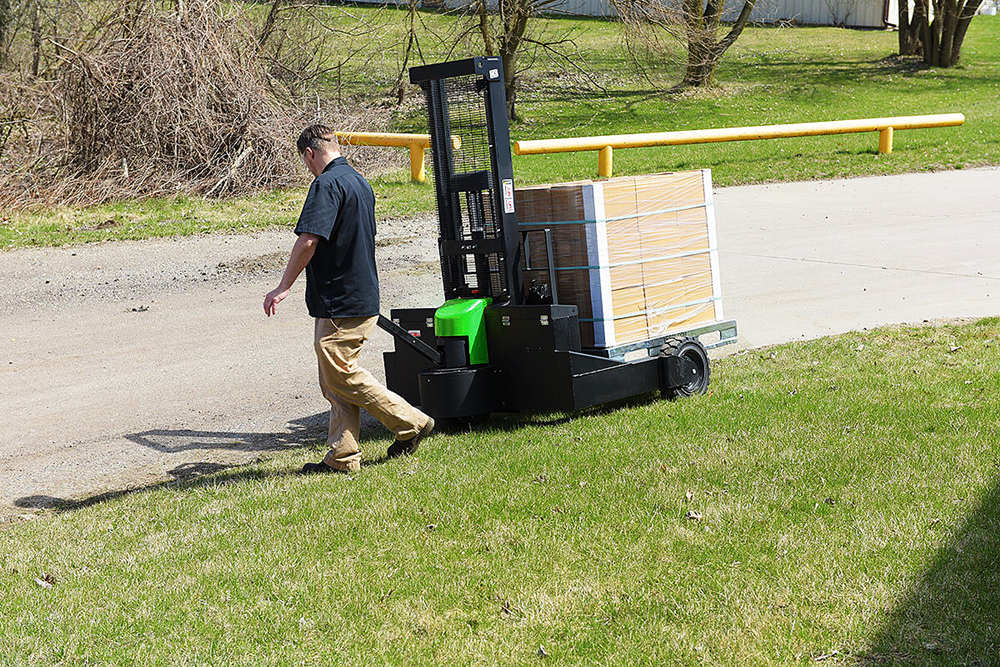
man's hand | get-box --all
[264,287,290,317]
[263,233,320,318]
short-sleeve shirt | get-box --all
[293,157,380,319]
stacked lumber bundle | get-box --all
[516,170,723,348]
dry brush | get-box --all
[0,0,398,210]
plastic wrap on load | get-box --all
[516,170,724,348]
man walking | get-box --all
[264,124,434,474]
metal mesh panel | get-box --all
[446,76,494,175]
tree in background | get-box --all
[616,0,757,88]
[917,0,984,66]
[0,0,11,58]
[466,0,557,121]
[898,0,984,65]
[0,0,86,78]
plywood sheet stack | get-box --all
[516,170,723,348]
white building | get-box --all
[345,0,1000,29]
[720,0,899,28]
[550,0,903,28]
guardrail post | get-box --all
[409,145,426,183]
[878,127,894,155]
[598,146,613,178]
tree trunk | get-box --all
[502,51,517,120]
[681,0,707,85]
[392,0,421,105]
[910,0,928,54]
[898,0,923,55]
[921,0,940,64]
[682,34,717,86]
[468,0,556,122]
[950,0,982,64]
[497,0,530,122]
[0,0,11,59]
[918,0,983,67]
[31,1,42,77]
[939,0,959,66]
[476,0,523,119]
[258,0,284,48]
[680,0,755,88]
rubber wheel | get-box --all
[660,337,710,399]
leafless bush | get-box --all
[439,0,606,121]
[256,0,402,103]
[823,0,859,26]
[58,2,299,198]
[0,0,398,210]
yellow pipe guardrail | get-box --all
[335,131,462,183]
[513,114,966,178]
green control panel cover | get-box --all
[434,298,492,365]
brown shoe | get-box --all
[387,417,435,459]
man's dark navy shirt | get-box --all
[294,157,379,318]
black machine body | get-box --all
[383,302,709,419]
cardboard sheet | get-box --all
[517,170,724,348]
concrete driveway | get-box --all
[715,168,999,348]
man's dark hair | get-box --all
[297,124,339,154]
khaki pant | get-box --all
[314,316,429,471]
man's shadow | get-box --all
[13,412,394,513]
[120,412,347,454]
[13,393,662,514]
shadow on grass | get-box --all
[14,466,290,513]
[861,479,1000,664]
[435,391,663,434]
[745,54,929,75]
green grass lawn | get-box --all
[411,16,1000,188]
[3,319,999,663]
[2,13,998,249]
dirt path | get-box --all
[2,168,998,517]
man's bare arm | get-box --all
[263,232,321,317]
